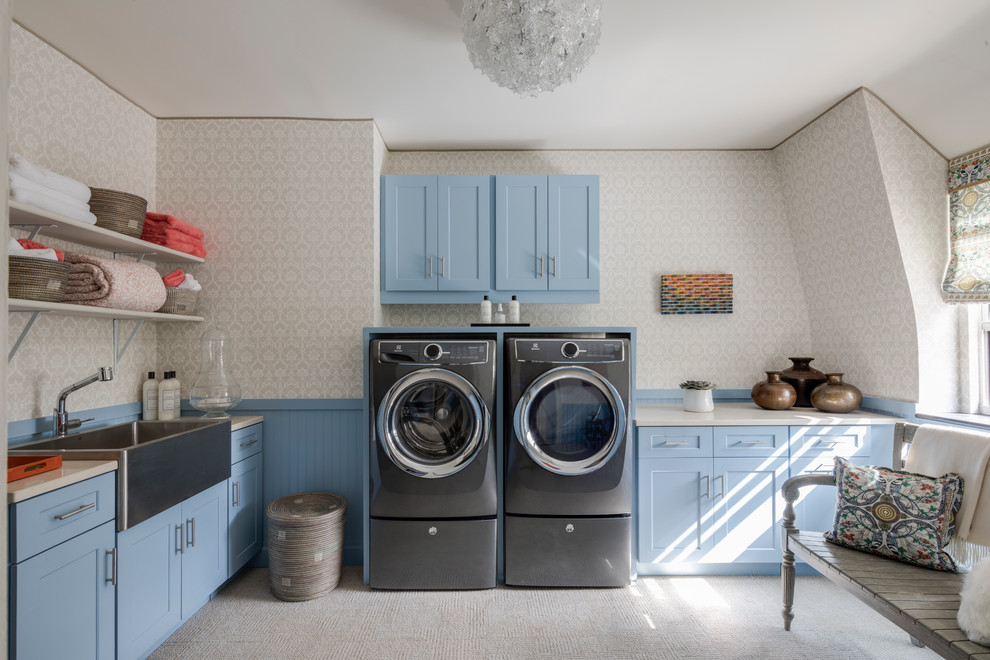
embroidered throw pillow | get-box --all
[825,456,964,572]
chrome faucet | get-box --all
[53,367,114,437]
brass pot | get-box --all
[810,373,862,413]
[751,371,797,410]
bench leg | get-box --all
[782,539,795,631]
[909,636,925,648]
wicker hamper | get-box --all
[88,187,147,238]
[157,287,198,314]
[8,255,70,303]
[267,493,347,601]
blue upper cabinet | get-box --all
[382,175,491,293]
[382,174,598,303]
[496,175,599,292]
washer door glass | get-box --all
[513,366,626,476]
[378,368,490,478]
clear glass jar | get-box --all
[189,325,242,417]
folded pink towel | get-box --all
[62,252,167,312]
[143,212,204,240]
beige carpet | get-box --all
[149,567,939,659]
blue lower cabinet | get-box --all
[117,480,229,660]
[229,451,264,576]
[10,519,116,660]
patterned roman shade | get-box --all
[943,147,990,302]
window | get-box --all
[980,304,990,415]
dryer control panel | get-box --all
[513,338,625,364]
[377,340,491,365]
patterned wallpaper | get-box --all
[863,93,958,410]
[7,25,158,422]
[384,150,816,390]
[155,119,380,400]
[773,90,954,404]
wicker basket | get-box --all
[157,287,198,314]
[88,187,147,238]
[9,256,71,303]
[267,493,347,601]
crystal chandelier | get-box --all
[461,0,602,97]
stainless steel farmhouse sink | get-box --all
[9,419,231,530]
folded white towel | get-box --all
[906,424,990,547]
[10,182,98,225]
[176,272,202,292]
[9,153,91,202]
[9,171,91,212]
[8,237,58,261]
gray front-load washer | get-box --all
[369,336,497,589]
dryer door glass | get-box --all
[378,368,490,478]
[514,366,626,476]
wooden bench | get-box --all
[781,422,990,660]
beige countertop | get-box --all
[635,402,902,427]
[7,459,118,504]
[228,415,264,431]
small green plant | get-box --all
[679,380,716,390]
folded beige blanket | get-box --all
[62,252,167,312]
[905,424,990,567]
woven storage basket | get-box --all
[8,256,70,303]
[157,287,198,314]
[268,492,347,602]
[88,187,147,238]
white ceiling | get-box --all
[12,0,990,157]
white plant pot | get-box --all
[682,389,714,413]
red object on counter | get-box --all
[7,455,62,482]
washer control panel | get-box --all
[513,338,625,363]
[377,340,491,365]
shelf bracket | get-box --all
[11,223,58,241]
[113,318,147,372]
[8,310,50,363]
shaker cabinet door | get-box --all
[548,175,599,291]
[438,175,491,292]
[382,175,438,292]
[229,452,264,576]
[495,175,548,291]
[637,457,714,566]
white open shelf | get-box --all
[8,298,204,322]
[9,200,205,264]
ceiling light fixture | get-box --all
[461,0,602,97]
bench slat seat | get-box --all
[782,422,990,660]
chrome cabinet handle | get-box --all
[440,256,445,278]
[175,524,184,554]
[186,518,195,548]
[538,256,544,277]
[738,440,766,445]
[663,441,689,446]
[55,502,95,520]
[551,256,557,276]
[106,548,117,586]
[702,474,711,499]
[233,481,240,507]
[716,475,726,499]
[239,438,258,448]
[428,257,433,278]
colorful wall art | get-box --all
[661,273,733,314]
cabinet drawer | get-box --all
[637,426,713,458]
[10,472,115,563]
[714,426,788,457]
[231,424,263,463]
[789,425,870,459]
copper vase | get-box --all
[781,357,827,408]
[751,371,797,410]
[810,373,862,413]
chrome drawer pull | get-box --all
[815,440,843,445]
[175,524,184,554]
[738,440,766,445]
[187,518,196,548]
[701,474,711,499]
[663,441,689,445]
[239,439,258,448]
[54,502,95,520]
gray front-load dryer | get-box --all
[503,336,633,587]
[369,337,497,589]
